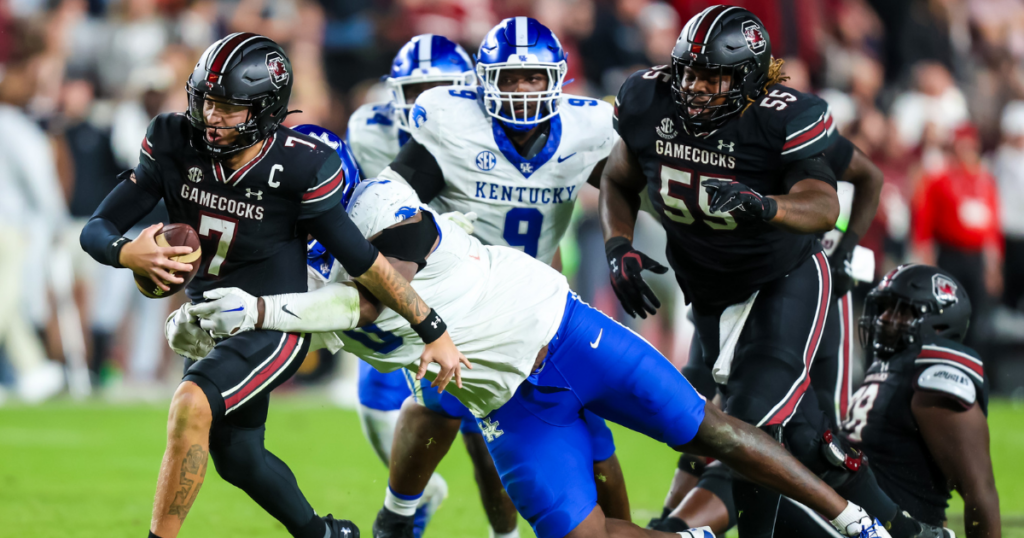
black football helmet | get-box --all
[859,264,972,359]
[186,33,293,157]
[670,5,772,132]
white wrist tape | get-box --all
[261,283,361,333]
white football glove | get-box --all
[164,306,214,360]
[439,211,478,235]
[187,287,259,337]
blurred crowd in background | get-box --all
[1,0,1023,405]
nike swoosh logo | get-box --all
[282,304,300,319]
[557,153,577,163]
[590,328,603,348]
[221,306,244,313]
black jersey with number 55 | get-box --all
[133,113,349,301]
[614,66,838,308]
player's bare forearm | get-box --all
[679,404,846,519]
[600,140,646,242]
[963,493,1001,538]
[913,392,1001,538]
[768,179,840,234]
[351,256,419,326]
[353,253,430,324]
[841,147,883,239]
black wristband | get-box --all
[761,196,778,222]
[604,236,632,260]
[108,236,131,268]
[411,308,446,344]
[833,230,860,260]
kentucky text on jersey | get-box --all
[655,140,737,169]
[474,182,577,205]
[180,183,265,221]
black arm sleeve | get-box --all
[303,203,380,278]
[781,154,838,193]
[823,135,855,179]
[389,138,446,203]
[80,175,162,267]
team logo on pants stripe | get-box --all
[222,332,306,413]
[759,252,832,427]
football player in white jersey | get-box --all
[169,177,892,538]
[346,35,476,179]
[346,36,524,537]
[373,18,628,532]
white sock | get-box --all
[830,501,870,536]
[490,528,520,538]
[383,485,421,517]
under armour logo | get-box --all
[245,188,263,200]
[481,418,504,442]
[430,316,440,329]
[520,162,533,174]
[718,140,735,152]
[609,259,618,273]
[340,529,351,537]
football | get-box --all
[134,223,202,298]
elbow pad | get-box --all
[261,283,361,333]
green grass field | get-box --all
[1,396,1021,538]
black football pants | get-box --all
[182,330,323,538]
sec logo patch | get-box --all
[476,151,497,171]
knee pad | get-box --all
[696,461,737,529]
[677,453,707,478]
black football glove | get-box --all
[703,178,778,222]
[605,236,668,319]
[827,231,859,298]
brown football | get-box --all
[134,223,202,299]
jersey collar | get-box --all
[491,114,562,179]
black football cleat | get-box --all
[323,513,360,538]
[372,507,415,538]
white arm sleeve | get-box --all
[261,283,362,333]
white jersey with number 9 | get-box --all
[408,86,618,264]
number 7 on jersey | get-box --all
[198,212,238,276]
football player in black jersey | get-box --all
[845,265,999,538]
[653,133,896,535]
[81,34,469,538]
[657,266,1002,538]
[601,5,890,536]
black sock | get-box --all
[148,532,163,538]
[834,466,899,530]
[888,508,923,538]
[292,514,327,538]
[660,517,693,532]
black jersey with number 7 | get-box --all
[133,113,350,301]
